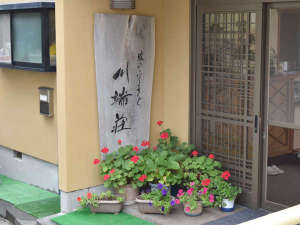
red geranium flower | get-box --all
[101,147,109,154]
[87,192,92,199]
[110,169,115,174]
[93,158,100,165]
[118,139,122,145]
[133,146,139,152]
[208,154,215,159]
[104,174,110,181]
[160,132,169,140]
[202,178,211,186]
[77,197,82,202]
[221,171,231,180]
[131,155,139,164]
[192,150,198,157]
[138,174,147,182]
[141,140,150,147]
[157,120,164,126]
[153,146,158,151]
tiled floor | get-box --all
[124,204,245,225]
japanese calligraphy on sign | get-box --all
[94,14,155,156]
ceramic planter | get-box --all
[221,199,235,212]
[183,201,203,216]
[119,184,138,205]
[89,200,123,214]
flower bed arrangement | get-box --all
[136,184,177,215]
[78,191,124,214]
[91,120,242,216]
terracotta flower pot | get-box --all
[183,201,203,216]
[119,184,138,205]
[89,200,123,214]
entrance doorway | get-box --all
[262,2,300,210]
[191,2,263,208]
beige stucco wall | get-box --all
[56,0,190,192]
[0,0,58,164]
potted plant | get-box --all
[178,182,203,216]
[136,183,178,215]
[216,180,242,212]
[77,191,124,214]
[96,144,147,205]
[140,122,195,194]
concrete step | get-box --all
[5,206,36,225]
[37,213,64,225]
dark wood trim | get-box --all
[0,2,54,11]
[0,7,56,72]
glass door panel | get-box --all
[265,4,300,208]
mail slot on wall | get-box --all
[39,87,53,117]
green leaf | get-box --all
[167,160,180,170]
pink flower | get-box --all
[209,194,215,203]
[77,197,82,202]
[160,132,169,140]
[109,169,115,174]
[141,140,150,147]
[202,187,208,194]
[185,206,191,212]
[175,199,180,205]
[153,146,158,151]
[190,182,195,186]
[118,139,122,145]
[187,188,194,196]
[101,147,109,154]
[133,146,139,152]
[177,189,184,197]
[93,159,100,165]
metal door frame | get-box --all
[261,2,300,212]
[190,0,263,208]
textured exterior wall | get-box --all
[56,0,190,192]
[0,0,57,164]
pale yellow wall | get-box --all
[56,0,190,192]
[0,0,58,164]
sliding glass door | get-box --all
[263,2,300,210]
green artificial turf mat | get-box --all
[52,208,155,225]
[0,175,60,218]
[17,197,60,218]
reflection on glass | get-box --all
[0,14,11,64]
[268,9,300,126]
[49,10,56,66]
[12,12,42,64]
[267,126,300,206]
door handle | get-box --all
[254,115,259,133]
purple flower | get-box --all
[148,202,153,206]
[145,188,151,193]
[170,200,175,206]
[161,189,168,196]
[157,183,164,190]
[161,206,165,212]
